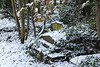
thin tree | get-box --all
[11,0,21,38]
[38,2,41,14]
[18,0,25,44]
[75,0,79,22]
[54,0,56,6]
[26,1,29,40]
[26,0,30,40]
[31,7,36,37]
[96,0,100,49]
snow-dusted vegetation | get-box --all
[0,0,100,67]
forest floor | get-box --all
[0,17,75,67]
[0,14,100,67]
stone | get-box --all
[41,35,54,44]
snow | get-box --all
[26,2,34,7]
[0,14,4,19]
[0,42,34,67]
[82,3,86,8]
[0,18,16,29]
[56,1,60,4]
[17,7,25,17]
[0,41,74,67]
[48,52,64,58]
[0,17,35,67]
[36,43,48,52]
[0,14,75,67]
[39,39,55,49]
[46,10,51,14]
[35,8,38,13]
[0,8,99,67]
[52,61,75,67]
[41,31,66,42]
[81,0,89,8]
[38,24,44,35]
[70,53,100,65]
[51,21,63,25]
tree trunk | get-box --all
[26,1,30,40]
[44,0,46,5]
[54,0,56,6]
[31,8,36,37]
[60,0,62,4]
[3,0,5,9]
[18,0,25,44]
[11,0,21,38]
[96,0,100,49]
[75,0,79,22]
[26,11,30,39]
[38,2,41,14]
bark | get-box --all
[38,2,41,14]
[75,0,79,22]
[11,0,21,38]
[96,4,100,49]
[44,17,46,29]
[18,0,25,44]
[3,0,5,9]
[54,0,56,6]
[31,0,34,2]
[44,0,46,5]
[26,1,30,40]
[31,8,36,37]
[26,12,29,39]
[0,0,1,8]
[60,0,62,4]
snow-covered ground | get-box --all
[0,16,75,67]
[0,15,100,67]
[70,53,100,65]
